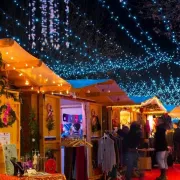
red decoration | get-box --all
[45,159,56,174]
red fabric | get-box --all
[76,146,88,180]
[133,164,180,180]
[0,173,66,180]
[45,159,56,174]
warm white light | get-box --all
[26,64,28,67]
[39,74,42,77]
[53,81,55,84]
[25,80,29,85]
[66,90,69,94]
[51,92,54,95]
[32,66,34,69]
[108,90,111,93]
[45,78,48,82]
[11,57,14,60]
[19,73,23,76]
[37,90,40,93]
[31,87,34,90]
[6,52,8,55]
[7,64,10,67]
[87,90,90,93]
[13,67,16,70]
[60,83,63,86]
[42,90,44,93]
[59,92,62,95]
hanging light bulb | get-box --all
[25,80,29,85]
[31,87,34,90]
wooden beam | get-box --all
[0,38,14,47]
[94,85,113,102]
[1,60,42,71]
[84,91,125,97]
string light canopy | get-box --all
[0,0,179,106]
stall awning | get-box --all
[141,96,167,112]
[0,38,71,92]
[130,96,152,104]
[169,106,180,118]
[69,79,135,105]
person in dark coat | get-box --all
[154,117,169,180]
[117,125,129,166]
[124,122,142,180]
[173,122,180,163]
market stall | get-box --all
[0,38,70,178]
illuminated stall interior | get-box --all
[0,38,71,174]
[0,38,71,94]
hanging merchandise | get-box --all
[98,133,116,173]
[46,103,55,135]
[91,109,101,137]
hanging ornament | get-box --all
[64,0,70,48]
[29,0,36,49]
[40,0,48,48]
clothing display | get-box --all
[2,144,18,175]
[64,146,88,180]
[98,134,116,173]
[45,159,56,174]
[76,146,87,180]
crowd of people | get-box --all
[116,116,180,180]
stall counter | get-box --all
[0,173,66,180]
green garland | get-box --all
[29,109,39,151]
[0,104,16,128]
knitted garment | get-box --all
[2,144,17,175]
[45,159,56,174]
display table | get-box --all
[138,148,155,170]
[0,173,66,180]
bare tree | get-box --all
[129,0,180,41]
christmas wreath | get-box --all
[0,104,16,128]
